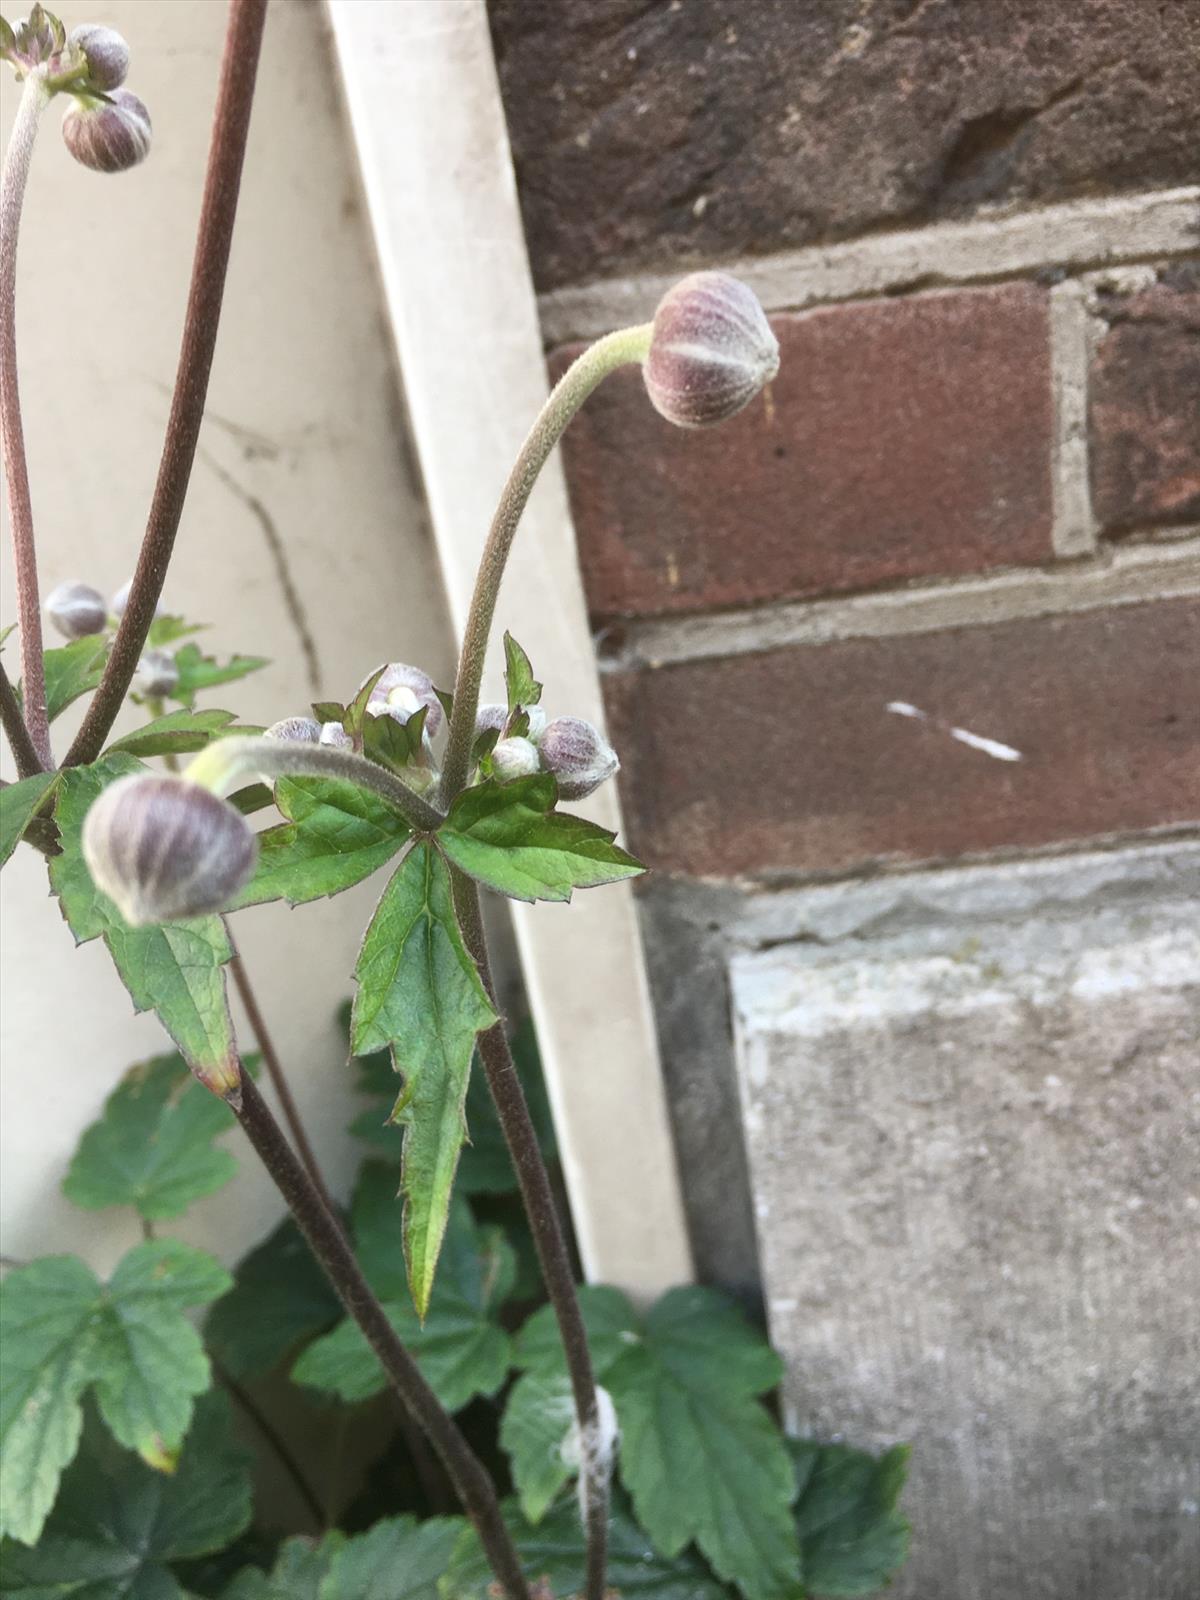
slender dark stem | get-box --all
[439,326,652,805]
[227,947,337,1217]
[64,0,270,769]
[0,656,45,778]
[452,869,609,1600]
[214,1359,326,1531]
[0,74,52,769]
[232,1071,529,1599]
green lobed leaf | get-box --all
[322,1515,464,1600]
[235,776,410,909]
[106,707,238,758]
[0,1242,230,1545]
[24,636,109,722]
[440,1490,730,1600]
[292,1174,512,1413]
[62,1051,248,1221]
[499,1371,576,1524]
[513,1284,640,1381]
[0,1392,252,1596]
[146,614,208,648]
[789,1439,911,1597]
[439,776,643,904]
[222,1535,343,1600]
[204,1219,340,1380]
[50,756,238,1088]
[168,643,270,709]
[350,843,497,1316]
[503,630,542,712]
[0,770,58,869]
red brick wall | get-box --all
[492,0,1200,886]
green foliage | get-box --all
[0,1242,230,1543]
[0,1394,252,1598]
[223,1535,340,1600]
[147,614,209,648]
[438,776,643,903]
[236,776,411,909]
[168,642,270,708]
[223,1517,463,1600]
[293,1170,513,1413]
[789,1440,911,1598]
[204,1219,340,1380]
[350,843,497,1316]
[441,1491,731,1600]
[499,1371,576,1524]
[503,631,542,712]
[106,706,238,758]
[50,755,238,1085]
[62,1051,242,1220]
[362,703,428,772]
[26,636,109,721]
[0,770,58,868]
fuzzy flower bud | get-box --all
[134,647,178,698]
[362,663,443,737]
[475,703,508,737]
[62,87,151,173]
[68,22,128,88]
[319,720,353,750]
[45,579,106,639]
[644,271,779,429]
[110,577,163,621]
[491,736,541,783]
[82,773,257,926]
[265,716,321,742]
[539,715,619,801]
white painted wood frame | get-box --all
[326,0,693,1297]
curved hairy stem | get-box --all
[232,1071,530,1599]
[452,868,610,1600]
[439,325,652,805]
[64,0,269,768]
[185,735,445,834]
[0,654,45,777]
[0,72,52,769]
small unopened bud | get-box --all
[539,716,619,801]
[82,773,257,925]
[491,736,541,782]
[644,271,779,429]
[134,647,178,698]
[110,577,163,621]
[475,703,508,737]
[363,663,443,737]
[62,87,151,174]
[319,720,353,750]
[68,22,128,89]
[45,580,106,639]
[265,716,321,742]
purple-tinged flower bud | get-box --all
[644,271,779,429]
[539,715,619,801]
[68,22,128,89]
[491,736,541,783]
[134,648,178,698]
[110,577,163,621]
[82,773,257,926]
[265,716,322,743]
[62,87,151,174]
[524,704,547,743]
[45,579,106,639]
[475,703,508,737]
[362,662,443,737]
[319,720,353,750]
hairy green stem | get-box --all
[186,735,445,834]
[439,325,652,805]
[0,72,52,769]
[232,1070,530,1599]
[64,0,269,769]
[0,654,44,778]
[452,869,610,1600]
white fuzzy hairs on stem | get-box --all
[563,1384,620,1523]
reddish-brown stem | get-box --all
[0,655,45,778]
[0,74,52,769]
[64,0,269,768]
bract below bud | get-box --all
[82,773,257,925]
[644,271,779,429]
[45,579,106,639]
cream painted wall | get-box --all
[0,0,456,1272]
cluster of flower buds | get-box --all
[0,7,151,172]
[44,575,179,694]
[643,270,779,429]
[477,703,619,801]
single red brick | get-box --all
[603,599,1200,879]
[1090,264,1200,533]
[558,285,1054,618]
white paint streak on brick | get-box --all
[539,187,1200,343]
[600,535,1200,671]
[1048,278,1098,558]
